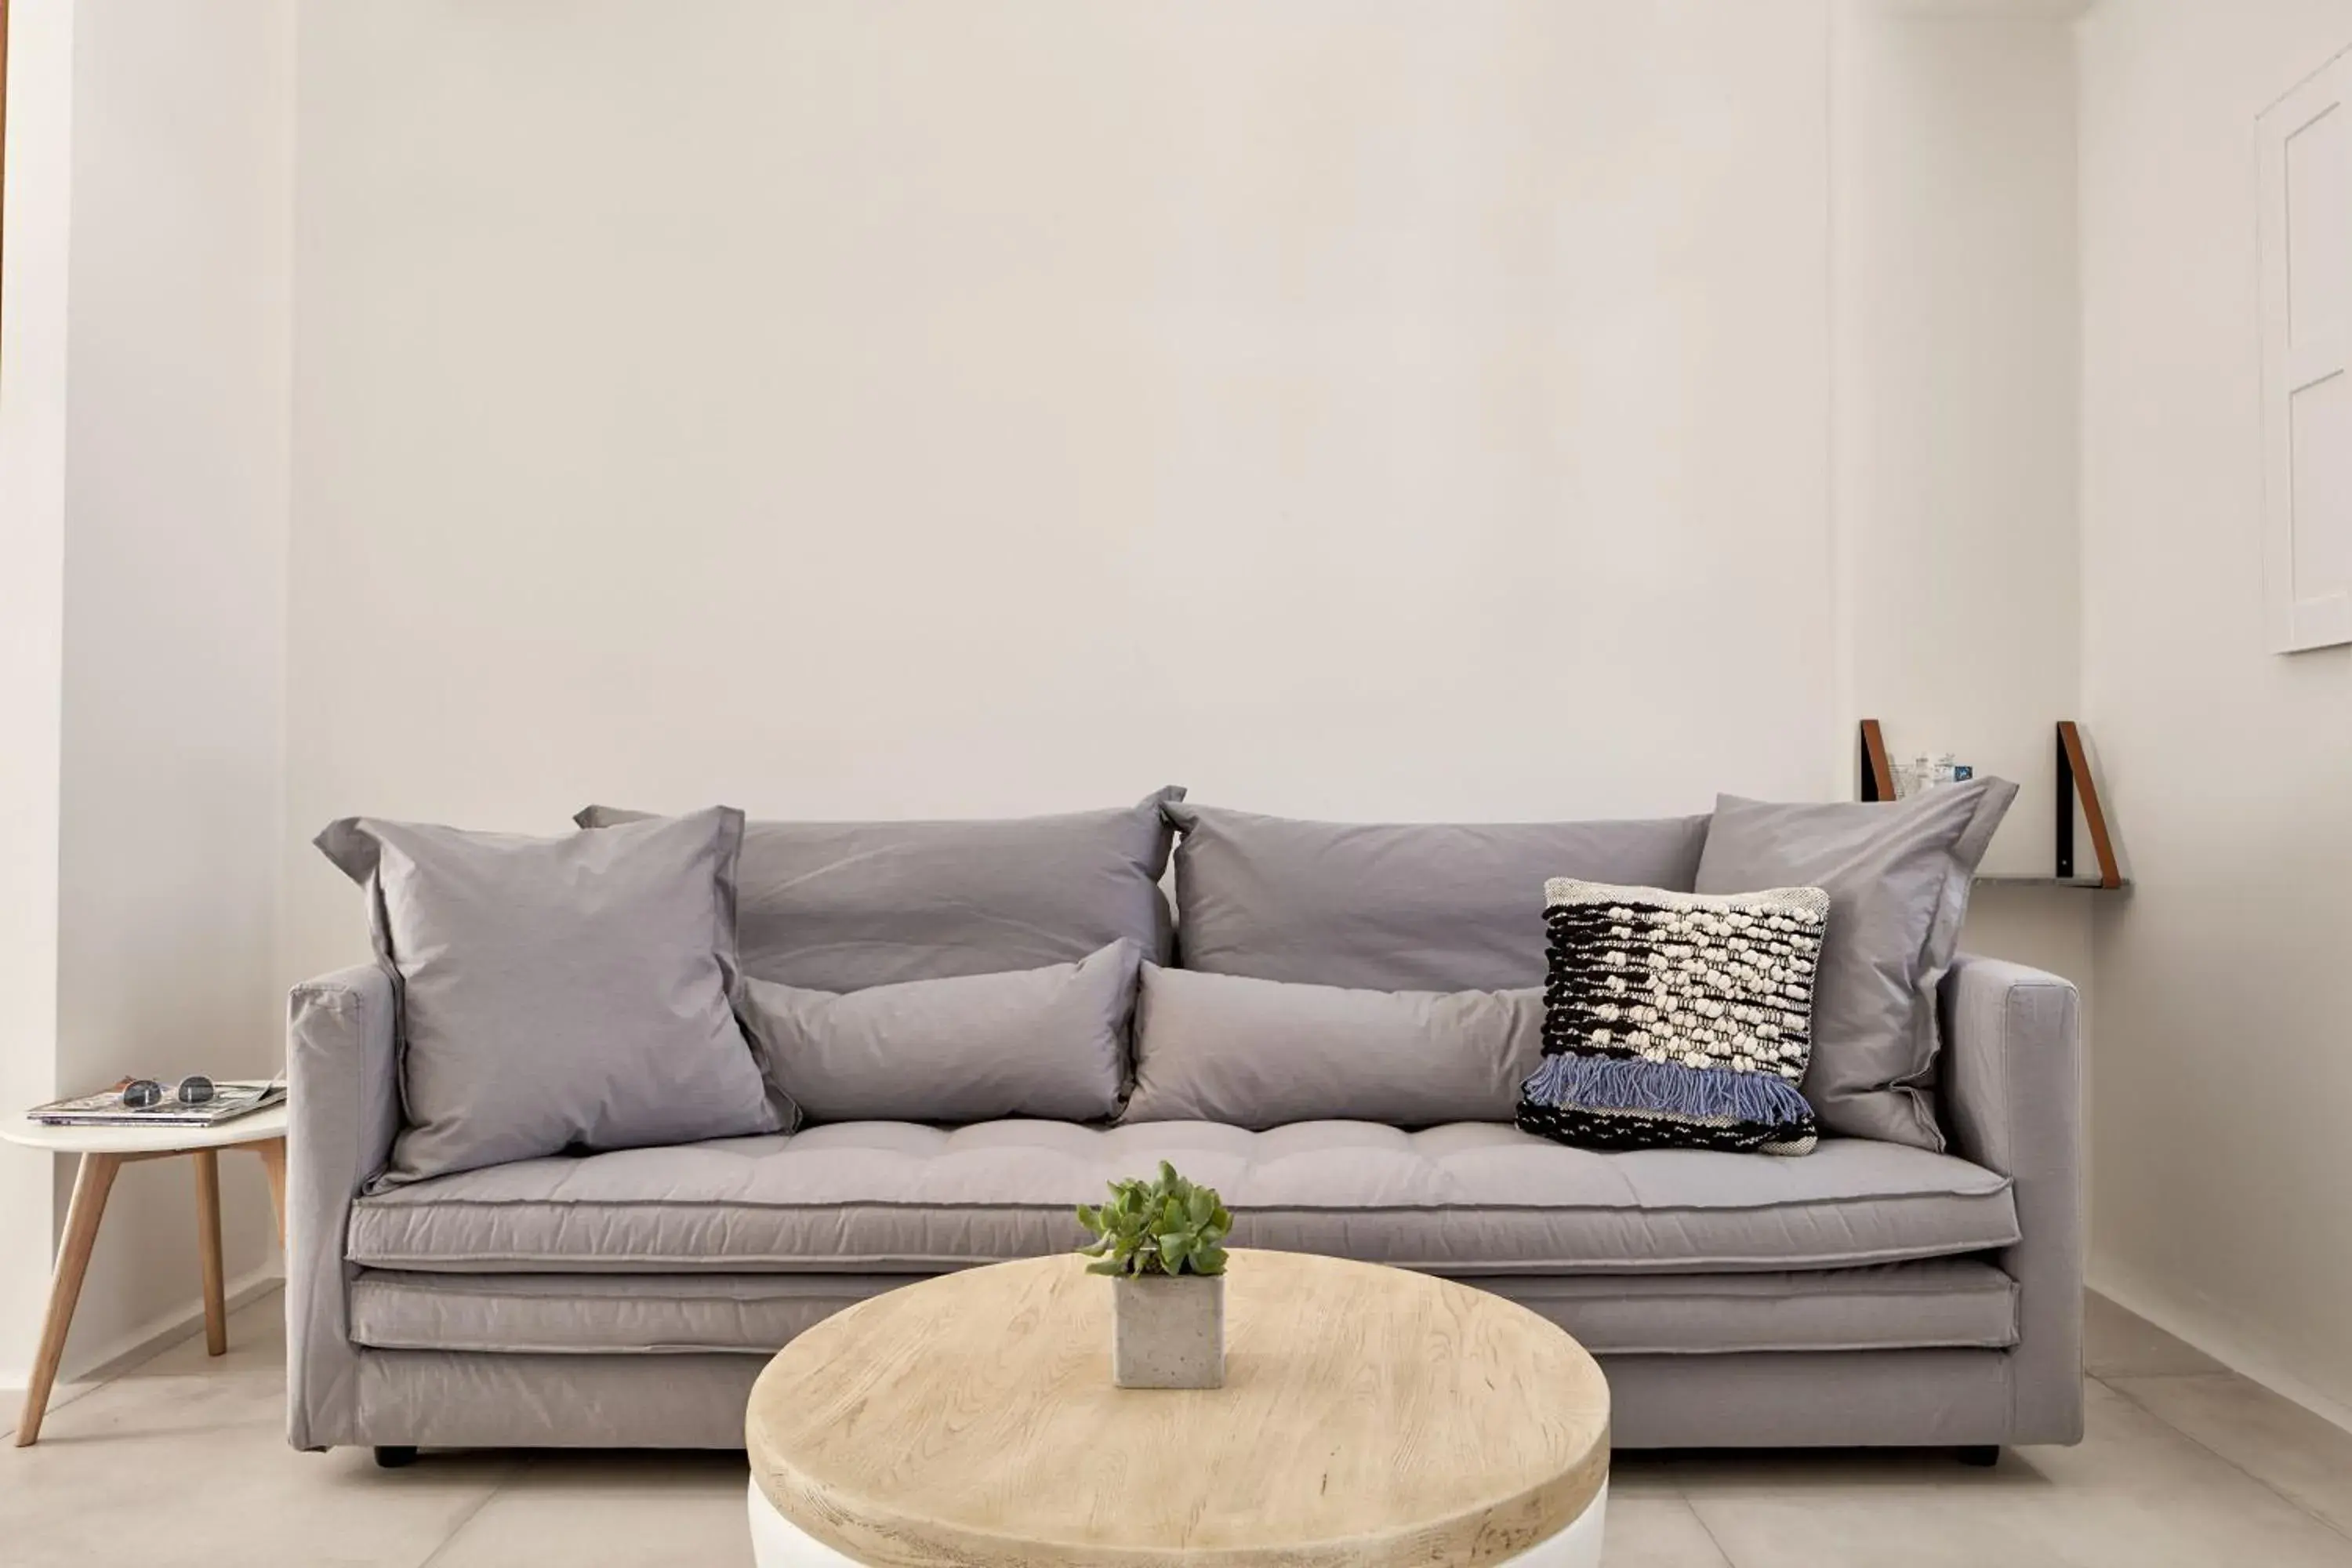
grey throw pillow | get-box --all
[576,789,1183,992]
[315,807,781,1189]
[1163,803,1711,992]
[741,941,1142,1124]
[1693,779,2017,1150]
[1122,963,1545,1129]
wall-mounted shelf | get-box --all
[1858,719,2127,891]
[2052,720,2124,889]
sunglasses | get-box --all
[120,1075,217,1109]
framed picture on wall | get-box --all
[2256,49,2352,654]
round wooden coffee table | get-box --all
[744,1249,1610,1566]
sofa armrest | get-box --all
[1940,953,2084,1444]
[285,963,401,1450]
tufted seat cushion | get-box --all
[344,1120,2016,1276]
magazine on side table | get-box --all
[28,1079,287,1128]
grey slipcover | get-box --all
[346,1259,2016,1359]
[1162,803,1711,991]
[1942,953,2085,1444]
[342,1121,2018,1276]
[1123,964,1542,1127]
[287,965,400,1451]
[1601,1350,2016,1449]
[1695,781,2017,1149]
[575,789,1183,992]
[349,1272,890,1356]
[314,808,777,1188]
[299,1345,2028,1453]
[287,953,2083,1455]
[742,942,1141,1124]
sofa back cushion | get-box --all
[1123,964,1544,1129]
[314,806,781,1189]
[1163,803,1711,992]
[1693,779,2016,1151]
[742,942,1140,1124]
[577,788,1183,992]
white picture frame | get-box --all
[2258,53,2352,654]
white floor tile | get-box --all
[2084,1291,2227,1379]
[1601,1494,1733,1567]
[1677,1381,2352,1568]
[8,1288,2352,1568]
[2111,1372,2352,1537]
[423,1452,755,1568]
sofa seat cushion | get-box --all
[345,1258,2016,1359]
[345,1120,2017,1276]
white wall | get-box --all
[2078,0,2352,1419]
[285,0,1848,980]
[42,0,2352,1431]
[285,0,2096,1008]
[1834,0,2082,875]
[1828,0,2095,1093]
[53,0,293,1370]
[0,0,292,1391]
[5,0,2103,1388]
[0,0,76,1391]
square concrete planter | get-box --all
[1112,1273,1225,1389]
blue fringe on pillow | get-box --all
[1521,1052,1814,1126]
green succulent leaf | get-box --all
[1071,1161,1235,1276]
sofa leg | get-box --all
[374,1446,419,1469]
[1957,1445,2000,1467]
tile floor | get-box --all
[5,1288,2351,1566]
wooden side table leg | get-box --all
[252,1136,287,1250]
[194,1149,227,1357]
[16,1152,122,1446]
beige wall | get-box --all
[0,0,75,1390]
[1825,0,2089,1020]
[2078,0,2352,1420]
[290,0,1912,988]
[1835,1,2082,877]
[287,2,2094,985]
[0,0,292,1392]
[5,0,2106,1389]
[40,0,2352,1428]
[1828,0,2096,1137]
[285,0,2094,1185]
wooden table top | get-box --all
[746,1248,1610,1568]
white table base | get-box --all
[747,1477,1608,1567]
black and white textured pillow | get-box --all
[1517,878,1828,1156]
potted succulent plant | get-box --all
[1076,1160,1233,1389]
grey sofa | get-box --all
[284,803,2082,1458]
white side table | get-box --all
[4,1104,289,1446]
